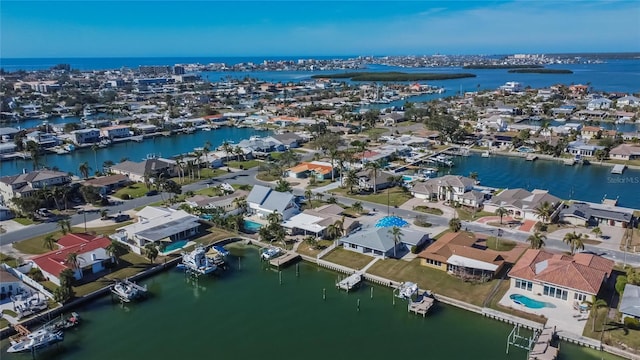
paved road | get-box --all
[4,166,640,267]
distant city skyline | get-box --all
[1,1,639,58]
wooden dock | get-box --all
[526,154,538,161]
[337,273,362,291]
[528,327,559,360]
[269,252,300,268]
[408,296,435,317]
[611,164,626,174]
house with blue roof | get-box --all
[246,184,299,220]
[340,226,429,259]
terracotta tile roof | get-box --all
[509,249,613,295]
[56,233,101,248]
[417,232,504,268]
[31,234,110,278]
[288,162,333,175]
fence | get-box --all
[1,263,54,299]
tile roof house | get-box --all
[410,175,482,207]
[508,249,613,304]
[246,185,299,220]
[417,232,505,281]
[0,170,71,205]
[111,206,200,255]
[31,233,113,286]
[287,161,335,180]
[484,189,562,222]
[619,284,640,320]
[340,227,429,259]
[609,144,640,161]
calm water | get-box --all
[0,127,269,176]
[0,245,623,360]
[444,153,640,208]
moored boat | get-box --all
[7,327,64,353]
[182,246,217,275]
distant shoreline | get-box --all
[462,64,544,69]
[311,72,476,81]
[507,68,573,74]
[469,148,640,170]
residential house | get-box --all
[287,161,335,180]
[560,202,634,228]
[508,249,613,304]
[0,127,20,141]
[587,98,612,110]
[417,232,505,281]
[357,169,395,192]
[246,185,299,220]
[100,125,131,139]
[82,174,131,195]
[609,144,640,161]
[72,128,101,144]
[272,133,303,149]
[340,226,429,258]
[0,170,71,205]
[616,95,640,108]
[111,206,201,255]
[110,158,176,183]
[24,131,58,148]
[379,112,405,126]
[619,284,640,320]
[483,189,562,221]
[566,140,605,158]
[282,204,360,239]
[0,267,23,299]
[31,233,114,286]
[185,190,249,216]
[410,175,483,207]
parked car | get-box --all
[113,214,131,223]
[146,190,158,196]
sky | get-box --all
[1,0,639,58]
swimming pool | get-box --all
[402,175,413,182]
[510,294,546,309]
[243,220,263,233]
[517,146,535,153]
[162,240,188,253]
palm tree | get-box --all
[106,240,129,265]
[144,243,159,264]
[591,227,602,239]
[583,296,608,332]
[469,172,479,182]
[534,201,553,224]
[266,211,282,228]
[449,218,462,232]
[58,219,71,235]
[91,143,99,174]
[344,169,359,194]
[329,149,339,182]
[222,141,233,161]
[79,162,91,179]
[304,189,313,208]
[43,234,56,250]
[495,207,509,224]
[563,231,585,255]
[234,146,244,162]
[51,186,65,210]
[102,160,115,174]
[65,252,81,275]
[365,160,382,193]
[351,201,364,215]
[326,217,345,240]
[527,232,547,249]
[26,141,41,171]
[275,179,292,192]
[388,226,404,258]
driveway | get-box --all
[399,198,457,219]
[0,220,26,233]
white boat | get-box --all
[396,282,419,299]
[7,328,64,353]
[260,246,282,260]
[481,150,490,158]
[111,279,147,302]
[205,245,229,266]
[182,246,217,275]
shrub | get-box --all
[410,245,418,254]
[121,194,131,200]
[28,268,45,282]
[624,317,640,330]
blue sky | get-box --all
[1,1,639,58]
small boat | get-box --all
[47,312,80,332]
[205,246,229,267]
[260,246,282,261]
[7,327,64,353]
[481,150,490,158]
[396,282,419,299]
[182,246,217,275]
[111,279,147,302]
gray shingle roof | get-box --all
[560,202,632,223]
[620,284,640,318]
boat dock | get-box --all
[269,251,300,268]
[407,295,435,317]
[336,273,362,292]
[563,159,575,166]
[526,154,538,161]
[528,327,559,360]
[611,164,626,174]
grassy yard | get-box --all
[194,187,225,197]
[73,252,152,297]
[256,172,281,182]
[594,312,640,353]
[307,179,333,189]
[13,217,36,225]
[367,258,497,306]
[71,221,133,235]
[13,232,63,255]
[486,237,517,251]
[330,186,412,208]
[456,209,495,221]
[363,127,389,137]
[296,239,334,258]
[227,160,261,169]
[413,205,443,216]
[321,247,374,270]
[114,183,152,199]
[0,253,19,267]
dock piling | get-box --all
[323,288,326,300]
[370,287,373,299]
[296,263,299,277]
[357,299,360,312]
[279,271,282,285]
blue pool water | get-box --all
[201,214,213,221]
[402,175,413,182]
[517,146,535,153]
[243,220,263,233]
[162,240,188,253]
[510,294,546,309]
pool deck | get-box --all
[499,288,587,336]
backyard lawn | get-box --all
[321,248,374,270]
[296,239,334,258]
[227,160,261,169]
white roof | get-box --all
[282,213,325,233]
[447,254,499,272]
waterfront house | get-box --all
[356,169,395,192]
[24,131,58,148]
[483,189,562,222]
[0,127,19,141]
[110,158,176,183]
[287,161,335,180]
[616,95,640,108]
[559,202,634,228]
[282,204,360,239]
[246,184,299,220]
[111,206,200,255]
[417,232,505,281]
[82,174,131,195]
[0,143,17,157]
[587,98,612,110]
[609,144,640,161]
[31,233,113,286]
[100,125,131,139]
[619,284,640,320]
[340,226,429,258]
[0,170,71,205]
[0,267,23,300]
[185,190,248,216]
[410,175,482,207]
[272,133,303,149]
[508,249,613,304]
[72,128,101,145]
[566,140,605,158]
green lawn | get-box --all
[13,217,36,225]
[307,179,333,189]
[194,187,225,197]
[486,237,517,251]
[0,253,19,267]
[457,209,495,221]
[296,239,334,258]
[114,183,152,199]
[256,172,281,182]
[367,258,497,306]
[227,160,261,169]
[13,233,63,255]
[73,252,152,297]
[413,205,444,216]
[71,222,133,235]
[331,186,412,208]
[362,128,389,137]
[2,309,18,317]
[0,318,9,329]
[321,247,374,270]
